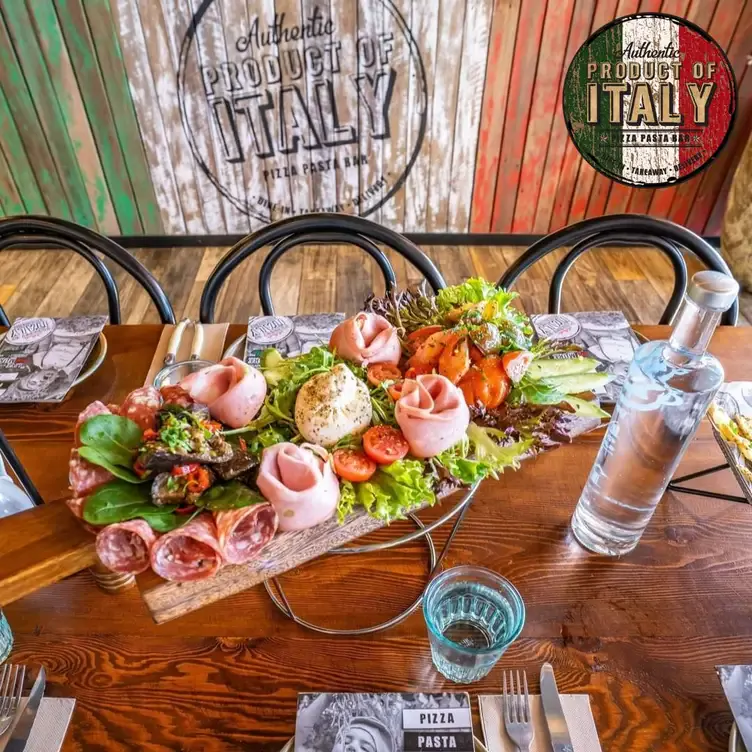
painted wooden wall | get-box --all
[0,0,748,236]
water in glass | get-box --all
[0,610,12,664]
[572,271,738,556]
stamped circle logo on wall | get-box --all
[563,13,737,187]
[178,0,427,222]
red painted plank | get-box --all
[490,0,547,232]
[512,0,576,231]
[533,0,596,232]
[470,0,521,232]
[665,0,748,226]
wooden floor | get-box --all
[0,245,749,324]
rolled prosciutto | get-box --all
[215,503,278,565]
[395,374,470,458]
[119,386,162,432]
[180,357,266,429]
[75,401,111,445]
[150,515,224,582]
[95,520,157,575]
[69,448,113,496]
[256,443,339,531]
[329,312,401,366]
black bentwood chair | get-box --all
[497,214,738,326]
[199,213,446,323]
[0,216,176,506]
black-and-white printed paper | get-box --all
[244,314,345,367]
[294,693,473,752]
[0,316,106,403]
[718,665,752,751]
[532,311,641,402]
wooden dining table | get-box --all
[0,323,751,751]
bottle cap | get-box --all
[688,270,739,312]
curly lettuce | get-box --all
[337,459,435,523]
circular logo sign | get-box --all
[178,0,427,222]
[533,314,581,341]
[563,13,736,187]
[247,316,295,345]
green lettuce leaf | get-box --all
[77,446,143,484]
[436,277,518,312]
[336,459,435,523]
[83,480,180,531]
[466,423,532,472]
[433,431,529,484]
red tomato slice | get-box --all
[367,363,402,386]
[502,350,533,384]
[387,380,405,401]
[405,325,444,353]
[332,449,377,482]
[404,364,434,380]
[363,426,410,465]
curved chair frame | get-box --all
[200,214,445,323]
[498,215,738,326]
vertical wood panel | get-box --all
[490,0,547,231]
[513,0,576,232]
[447,0,494,232]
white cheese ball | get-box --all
[294,364,372,447]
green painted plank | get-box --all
[0,12,71,219]
[85,0,163,233]
[2,3,94,226]
[54,0,144,234]
[0,85,46,215]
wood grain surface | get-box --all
[0,325,751,751]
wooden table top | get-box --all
[2,324,752,751]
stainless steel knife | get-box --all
[540,662,574,752]
[4,666,46,752]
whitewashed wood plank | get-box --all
[112,0,186,232]
[447,0,493,232]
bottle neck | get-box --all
[668,297,721,357]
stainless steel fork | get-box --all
[502,669,533,752]
[0,663,26,736]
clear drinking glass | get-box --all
[423,566,525,683]
[0,609,12,664]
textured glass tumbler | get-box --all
[0,609,12,664]
[423,566,525,683]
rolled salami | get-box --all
[215,503,278,565]
[150,515,224,582]
[120,386,162,432]
[74,401,111,445]
[66,497,99,536]
[69,448,113,495]
[96,520,157,575]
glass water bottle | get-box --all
[571,270,739,556]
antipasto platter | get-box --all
[66,279,612,622]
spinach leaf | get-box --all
[195,481,265,511]
[77,446,144,484]
[83,480,178,529]
[79,415,143,465]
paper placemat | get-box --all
[0,697,75,752]
[479,693,602,752]
[143,323,229,385]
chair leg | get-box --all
[0,429,44,506]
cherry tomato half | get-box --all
[367,363,402,387]
[363,426,410,465]
[332,449,377,482]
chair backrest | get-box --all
[497,215,738,326]
[0,216,176,325]
[199,214,446,323]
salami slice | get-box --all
[150,515,224,582]
[215,503,278,565]
[96,520,157,575]
[69,449,113,495]
[120,386,162,432]
[159,384,194,409]
[75,401,111,445]
[66,496,99,535]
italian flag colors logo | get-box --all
[563,13,736,188]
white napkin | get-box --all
[0,698,75,752]
[479,694,602,752]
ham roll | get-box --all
[215,503,278,565]
[96,520,157,575]
[395,374,470,458]
[119,386,162,432]
[180,357,266,429]
[69,448,113,496]
[329,312,401,366]
[150,515,224,582]
[256,443,339,531]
